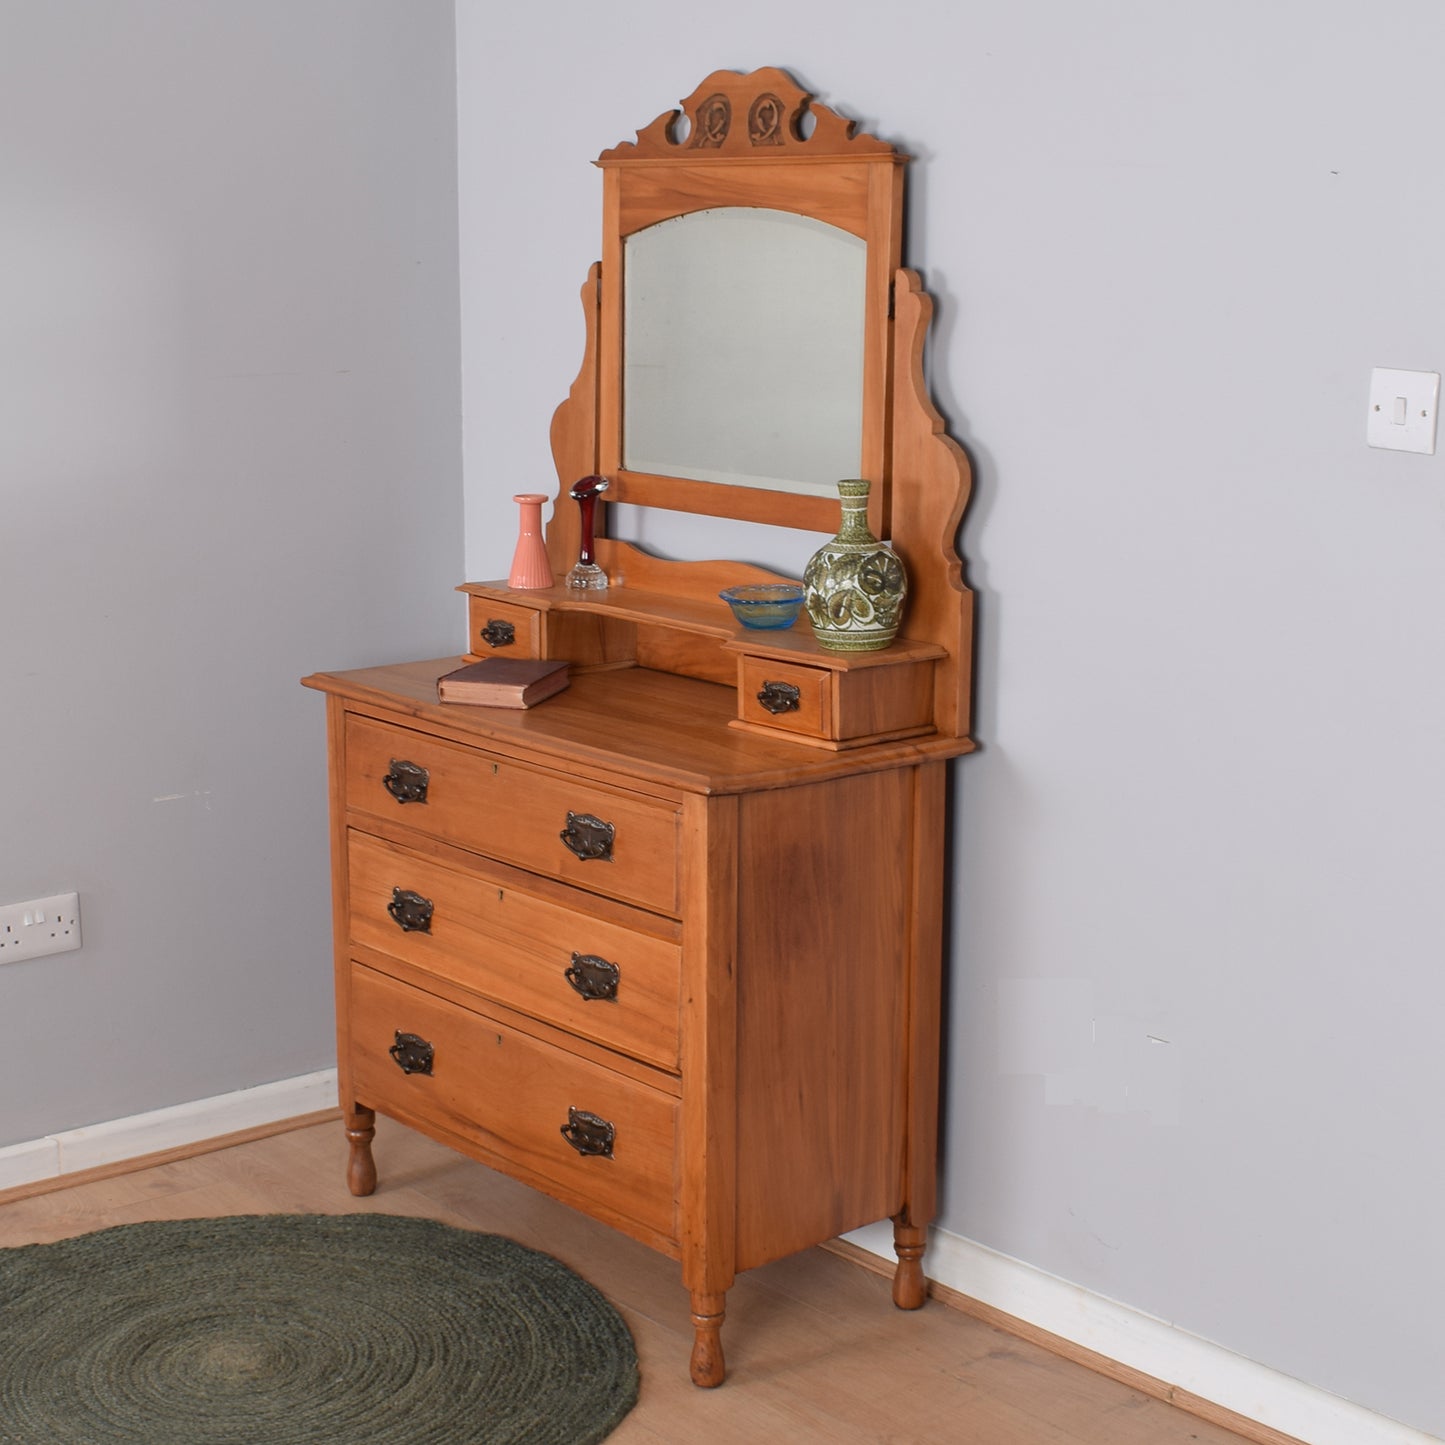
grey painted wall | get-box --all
[456,3,1445,1438]
[0,3,462,1141]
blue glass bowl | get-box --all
[719,584,805,630]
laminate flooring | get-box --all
[0,1117,1261,1445]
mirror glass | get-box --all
[622,207,866,498]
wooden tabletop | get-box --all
[302,658,973,797]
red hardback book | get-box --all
[436,657,570,709]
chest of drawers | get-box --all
[304,656,968,1384]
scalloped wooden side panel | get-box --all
[888,269,974,740]
[547,263,601,578]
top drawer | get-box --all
[344,714,680,915]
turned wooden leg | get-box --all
[688,1290,726,1387]
[344,1106,377,1197]
[892,1218,928,1310]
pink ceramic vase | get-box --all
[508,493,554,589]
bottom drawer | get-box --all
[349,964,677,1241]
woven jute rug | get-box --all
[0,1212,639,1444]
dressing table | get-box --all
[303,68,974,1387]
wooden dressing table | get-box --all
[303,68,974,1387]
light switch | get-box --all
[1367,367,1439,454]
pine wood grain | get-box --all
[732,771,911,1271]
[343,711,683,913]
[346,830,683,1071]
[0,1120,1266,1445]
[303,661,973,797]
[348,965,679,1245]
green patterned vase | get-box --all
[803,479,908,651]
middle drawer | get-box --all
[348,830,681,1072]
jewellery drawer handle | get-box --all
[564,952,620,1002]
[560,1106,615,1158]
[757,681,802,715]
[480,618,516,648]
[387,887,434,933]
[382,758,429,804]
[389,1031,434,1076]
[560,811,615,862]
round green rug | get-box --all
[0,1213,639,1444]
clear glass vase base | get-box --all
[565,562,609,590]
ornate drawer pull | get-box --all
[387,887,434,933]
[382,758,429,804]
[564,952,620,1002]
[389,1031,434,1076]
[757,681,802,715]
[560,1106,615,1158]
[480,618,516,648]
[560,811,615,862]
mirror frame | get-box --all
[595,68,905,536]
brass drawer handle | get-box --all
[382,758,429,804]
[757,681,802,715]
[560,1106,615,1158]
[389,1031,434,1076]
[480,618,516,648]
[387,887,434,933]
[560,811,615,862]
[564,952,620,1002]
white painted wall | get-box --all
[0,4,462,1141]
[457,3,1445,1437]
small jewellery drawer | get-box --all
[347,831,681,1071]
[350,964,678,1241]
[737,657,832,738]
[345,715,680,914]
[468,597,540,657]
[735,653,936,745]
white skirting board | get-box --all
[843,1221,1440,1445]
[0,1069,338,1193]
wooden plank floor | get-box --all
[0,1117,1258,1444]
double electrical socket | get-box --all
[0,891,82,963]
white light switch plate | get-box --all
[1367,367,1439,454]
